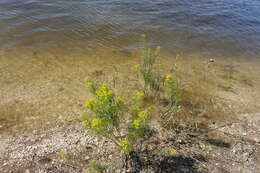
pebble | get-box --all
[84,155,90,161]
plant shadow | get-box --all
[156,155,202,173]
[129,152,206,173]
[204,138,231,148]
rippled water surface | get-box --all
[1,0,260,58]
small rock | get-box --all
[199,143,205,150]
[177,139,182,143]
[209,58,215,63]
[84,155,90,161]
[252,137,259,143]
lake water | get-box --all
[1,0,260,137]
[1,0,260,58]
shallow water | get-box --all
[1,0,260,137]
[1,0,260,58]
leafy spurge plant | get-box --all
[136,35,163,93]
[80,78,150,155]
[164,74,181,110]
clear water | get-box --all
[1,0,260,137]
[1,0,260,58]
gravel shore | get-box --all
[0,113,259,173]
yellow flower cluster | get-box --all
[84,98,95,108]
[138,110,148,119]
[168,148,178,156]
[131,110,149,128]
[96,84,114,100]
[165,74,173,83]
[135,64,141,71]
[91,118,102,130]
[133,119,141,128]
[82,119,90,127]
[134,91,145,100]
[131,105,140,112]
[117,139,133,154]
